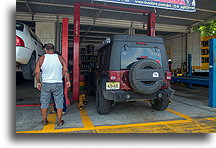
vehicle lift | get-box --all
[171,39,216,107]
[61,2,156,109]
[171,54,209,87]
[209,39,216,107]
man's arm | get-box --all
[35,56,44,90]
[59,56,71,88]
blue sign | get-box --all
[94,0,196,12]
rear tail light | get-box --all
[166,72,172,80]
[155,60,161,64]
[110,71,117,81]
[16,36,25,47]
[109,71,121,82]
[140,56,148,59]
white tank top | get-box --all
[41,54,63,83]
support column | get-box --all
[123,22,135,35]
[73,3,81,101]
[62,18,70,105]
[56,16,61,52]
[209,39,216,107]
[147,12,156,37]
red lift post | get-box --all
[61,18,70,105]
[73,3,81,101]
[73,2,156,101]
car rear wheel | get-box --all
[150,98,169,111]
[21,53,36,80]
[129,59,164,95]
[96,81,111,115]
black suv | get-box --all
[95,35,175,114]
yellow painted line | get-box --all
[16,117,216,133]
[95,117,216,133]
[166,108,193,120]
[78,107,94,128]
[192,66,201,69]
[42,113,56,131]
[16,127,95,133]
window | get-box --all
[121,46,162,69]
[28,28,42,44]
[16,23,24,32]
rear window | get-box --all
[121,46,162,69]
[16,23,24,32]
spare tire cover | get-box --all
[129,58,164,95]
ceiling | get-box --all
[16,0,216,46]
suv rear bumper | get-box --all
[102,88,175,102]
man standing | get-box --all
[35,43,70,126]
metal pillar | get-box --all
[209,39,216,107]
[61,18,70,105]
[147,12,156,37]
[73,3,81,101]
[187,54,192,76]
[55,15,60,52]
[187,54,192,88]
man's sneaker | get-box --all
[56,120,64,126]
[41,120,48,126]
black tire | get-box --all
[96,81,111,115]
[86,73,96,96]
[129,59,164,95]
[21,53,36,80]
[150,98,169,111]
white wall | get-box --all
[164,32,201,71]
[187,31,201,72]
[35,22,56,45]
[164,33,187,70]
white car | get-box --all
[16,22,45,79]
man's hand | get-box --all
[36,82,42,91]
[66,81,71,88]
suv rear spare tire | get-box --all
[129,59,164,95]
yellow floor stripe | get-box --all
[16,117,216,133]
[78,108,94,128]
[42,113,56,131]
[166,108,193,120]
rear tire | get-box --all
[21,53,36,80]
[150,98,169,111]
[86,73,96,96]
[96,81,111,115]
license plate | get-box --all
[106,82,120,90]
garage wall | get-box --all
[164,33,187,70]
[35,22,56,45]
[164,31,201,72]
[187,31,201,71]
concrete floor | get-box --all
[16,74,216,133]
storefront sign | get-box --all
[201,36,216,70]
[94,0,196,12]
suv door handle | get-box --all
[35,42,37,45]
